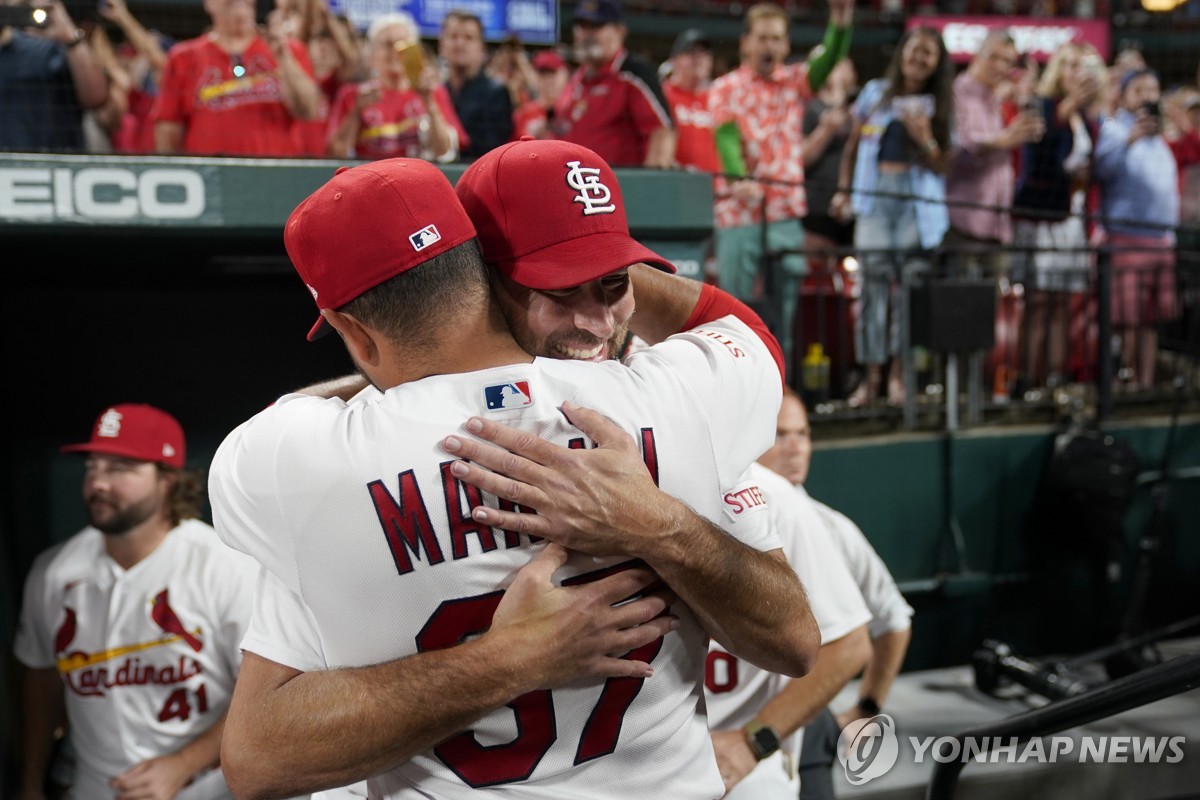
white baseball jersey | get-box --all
[810,499,914,638]
[209,315,782,800]
[14,519,258,800]
[705,463,871,799]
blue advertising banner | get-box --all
[328,0,558,44]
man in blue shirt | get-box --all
[1094,67,1180,389]
[0,0,107,150]
[439,9,512,160]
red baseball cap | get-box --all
[61,404,186,469]
[455,138,675,291]
[284,159,478,340]
[532,50,566,72]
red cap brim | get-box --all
[60,441,184,469]
[497,231,676,290]
[307,315,332,341]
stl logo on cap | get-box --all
[410,224,442,252]
[97,408,123,439]
[565,161,616,216]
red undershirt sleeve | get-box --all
[681,283,786,383]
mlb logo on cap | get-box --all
[410,224,441,251]
[484,381,533,410]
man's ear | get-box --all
[321,308,381,368]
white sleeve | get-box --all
[13,547,58,669]
[757,469,871,644]
[628,315,783,490]
[241,565,328,672]
[814,502,913,638]
[209,393,335,595]
[717,469,783,553]
[210,536,262,679]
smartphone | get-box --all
[1022,97,1043,121]
[892,94,934,119]
[0,5,51,28]
[394,42,425,88]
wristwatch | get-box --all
[857,696,881,717]
[65,28,87,49]
[743,719,781,761]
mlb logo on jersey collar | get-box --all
[484,381,533,411]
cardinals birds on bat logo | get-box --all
[54,607,78,655]
[151,589,203,652]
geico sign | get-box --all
[0,168,206,220]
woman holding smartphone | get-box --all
[1011,42,1104,389]
[833,27,954,407]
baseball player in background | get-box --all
[15,404,258,800]
[757,389,915,799]
[208,153,817,799]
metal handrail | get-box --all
[926,653,1200,800]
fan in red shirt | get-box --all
[551,0,675,168]
[512,50,569,139]
[152,0,320,156]
[326,13,463,161]
[293,9,363,157]
[662,28,718,173]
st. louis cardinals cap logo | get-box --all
[565,161,616,216]
[97,408,123,438]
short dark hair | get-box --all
[442,9,484,38]
[340,238,490,348]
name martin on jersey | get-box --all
[368,428,661,576]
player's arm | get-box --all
[837,626,911,729]
[110,713,225,800]
[19,666,65,800]
[627,264,785,380]
[713,625,871,790]
[220,545,677,800]
[442,403,819,678]
[284,374,368,400]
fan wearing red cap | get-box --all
[15,404,258,800]
[208,155,813,798]
[512,50,570,139]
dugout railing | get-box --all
[925,651,1200,800]
[744,178,1200,432]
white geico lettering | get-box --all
[0,167,205,221]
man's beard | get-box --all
[513,322,630,363]
[87,494,162,536]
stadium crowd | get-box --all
[2,0,1198,394]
